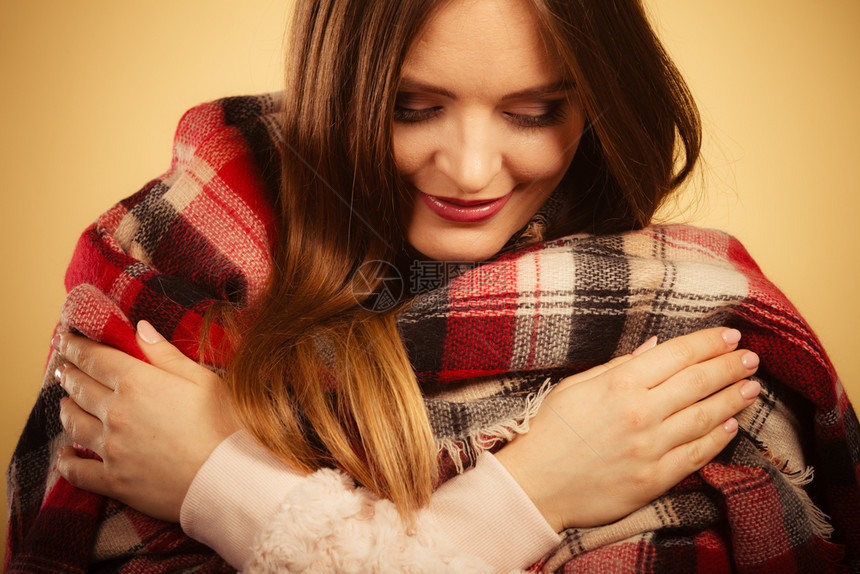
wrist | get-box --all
[494,444,565,533]
[181,430,307,570]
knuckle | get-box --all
[101,437,122,462]
[65,417,78,439]
[57,332,75,360]
[61,367,77,394]
[668,340,695,365]
[61,414,75,437]
[60,459,80,486]
[720,352,745,382]
[69,347,96,376]
[691,404,712,434]
[103,405,127,431]
[621,405,647,429]
[629,467,658,492]
[686,439,710,469]
[59,404,77,436]
[624,436,651,460]
[685,366,709,393]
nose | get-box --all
[435,114,502,194]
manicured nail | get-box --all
[723,418,738,433]
[137,320,163,344]
[51,334,62,351]
[741,352,759,370]
[740,380,761,400]
[54,364,66,383]
[722,329,741,345]
[632,336,658,356]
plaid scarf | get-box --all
[6,94,859,573]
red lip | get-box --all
[442,197,498,206]
[420,192,512,223]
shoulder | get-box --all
[68,93,285,309]
[167,93,284,186]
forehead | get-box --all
[402,0,563,94]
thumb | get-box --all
[555,353,636,392]
[56,446,114,498]
[568,335,658,386]
[135,320,205,382]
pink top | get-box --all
[181,431,560,572]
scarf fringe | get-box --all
[437,379,554,474]
[761,441,835,541]
[780,464,835,540]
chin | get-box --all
[408,233,506,263]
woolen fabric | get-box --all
[6,94,859,573]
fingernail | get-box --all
[632,336,658,356]
[722,329,741,345]
[740,379,761,400]
[723,418,738,433]
[137,320,163,344]
[741,352,759,370]
[54,364,66,383]
[51,334,62,352]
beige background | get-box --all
[2,0,858,560]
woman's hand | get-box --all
[54,321,241,523]
[494,327,761,532]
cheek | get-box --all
[392,129,429,178]
[506,111,586,184]
[510,134,580,184]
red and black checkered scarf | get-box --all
[6,94,860,573]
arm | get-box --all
[54,322,558,572]
[182,431,556,572]
[54,323,759,572]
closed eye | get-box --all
[394,92,443,124]
[393,105,442,123]
[504,100,568,129]
[393,94,570,128]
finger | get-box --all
[651,349,759,416]
[632,336,658,356]
[660,377,761,450]
[58,397,104,456]
[613,327,742,390]
[56,363,113,420]
[564,335,658,391]
[555,353,634,391]
[136,320,212,383]
[659,414,740,481]
[57,332,144,391]
[56,446,113,498]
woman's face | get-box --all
[394,0,586,262]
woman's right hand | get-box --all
[494,327,761,533]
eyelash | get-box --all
[393,100,568,129]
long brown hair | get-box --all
[223,0,701,519]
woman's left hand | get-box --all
[53,320,241,523]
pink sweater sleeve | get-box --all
[180,431,560,573]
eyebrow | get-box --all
[397,78,573,101]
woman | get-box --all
[7,0,859,572]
